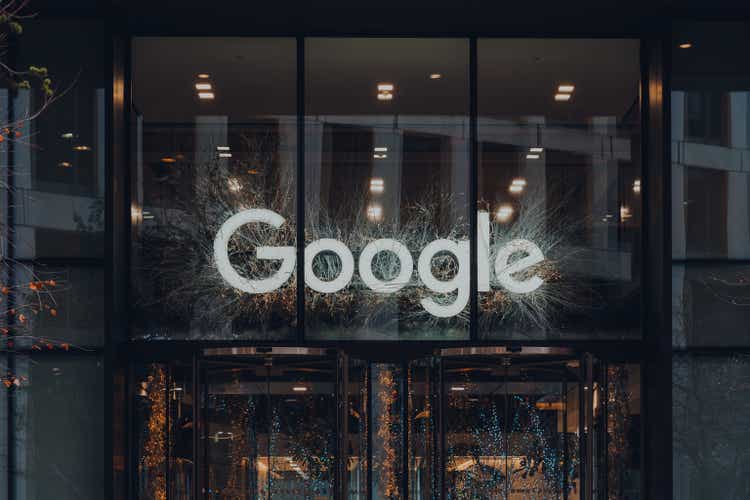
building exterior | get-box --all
[0,1,749,499]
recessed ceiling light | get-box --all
[60,132,74,140]
[512,178,527,187]
[216,146,230,151]
[526,153,540,160]
[678,42,692,49]
[554,93,572,102]
[450,386,466,391]
[377,83,394,92]
[292,386,308,392]
[373,153,388,159]
[495,204,514,222]
[429,73,442,80]
[73,145,91,151]
[366,203,383,221]
[198,92,215,100]
[160,157,176,164]
[370,177,384,193]
[58,161,72,168]
[218,152,232,158]
[197,73,210,79]
[529,147,544,153]
[558,84,575,93]
[377,92,393,101]
[195,82,212,90]
[373,146,388,152]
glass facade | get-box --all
[0,3,747,500]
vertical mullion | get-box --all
[562,378,569,500]
[191,354,199,500]
[469,37,478,342]
[296,36,305,343]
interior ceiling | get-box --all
[133,37,639,124]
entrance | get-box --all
[133,347,639,499]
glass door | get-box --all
[201,349,337,499]
[442,350,582,500]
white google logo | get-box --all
[214,209,545,318]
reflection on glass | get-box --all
[478,39,642,340]
[673,354,750,500]
[204,356,335,499]
[605,364,641,500]
[408,359,437,499]
[671,22,750,347]
[347,359,369,498]
[444,357,580,499]
[305,38,470,340]
[130,38,297,340]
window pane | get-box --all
[673,354,750,500]
[12,354,105,499]
[305,38,470,340]
[477,39,642,340]
[672,22,750,347]
[130,38,297,340]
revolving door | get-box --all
[132,347,639,499]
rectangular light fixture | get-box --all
[370,178,385,193]
[558,84,575,93]
[529,147,544,153]
[373,146,388,152]
[195,82,212,90]
[512,178,527,187]
[526,153,540,160]
[554,93,571,102]
[377,92,393,101]
[373,153,388,159]
[509,184,524,194]
[366,204,383,221]
[216,146,230,151]
[450,386,466,392]
[292,386,308,392]
[377,83,394,92]
[198,92,215,100]
[218,152,232,158]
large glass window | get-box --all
[130,38,297,340]
[671,22,750,348]
[477,39,642,340]
[305,38,470,340]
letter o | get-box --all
[305,239,355,293]
[358,239,413,293]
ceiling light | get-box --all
[73,145,91,151]
[373,146,388,152]
[377,92,393,101]
[620,205,632,221]
[197,73,210,79]
[370,177,384,193]
[633,179,641,194]
[216,146,230,151]
[57,161,72,168]
[218,152,232,158]
[450,386,466,392]
[429,73,442,79]
[366,203,383,221]
[198,92,215,100]
[160,157,176,164]
[377,83,394,92]
[509,184,524,194]
[558,84,575,93]
[373,153,388,159]
[526,153,540,160]
[495,204,514,223]
[60,132,74,140]
[292,386,308,392]
[529,147,544,153]
[142,214,155,220]
[678,42,692,49]
[554,93,572,102]
[512,178,527,187]
[195,82,212,90]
